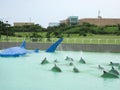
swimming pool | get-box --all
[0,51,120,90]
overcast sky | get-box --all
[0,0,120,27]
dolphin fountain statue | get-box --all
[118,66,120,70]
[41,57,49,64]
[73,66,80,73]
[101,71,119,78]
[109,67,119,75]
[46,38,63,52]
[98,65,104,70]
[79,57,86,64]
[51,64,62,72]
[0,41,32,57]
[109,61,120,66]
[0,38,63,57]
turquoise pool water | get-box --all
[0,51,120,90]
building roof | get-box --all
[14,22,34,26]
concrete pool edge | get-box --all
[0,42,120,53]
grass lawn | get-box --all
[0,34,120,44]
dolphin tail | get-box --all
[20,41,26,48]
[46,38,63,52]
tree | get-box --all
[0,21,13,37]
[46,32,51,41]
[117,24,120,35]
[0,21,4,35]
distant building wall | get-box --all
[60,19,69,25]
[14,22,34,26]
[49,22,60,27]
[79,18,120,26]
[60,16,120,26]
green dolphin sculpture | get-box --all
[41,57,49,64]
[73,66,80,73]
[109,61,120,66]
[51,64,62,72]
[109,67,119,75]
[101,71,119,78]
[79,57,86,64]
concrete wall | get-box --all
[60,44,120,52]
[0,42,120,53]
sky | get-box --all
[0,0,120,28]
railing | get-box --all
[64,38,120,44]
[0,37,120,44]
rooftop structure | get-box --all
[49,22,60,27]
[60,16,78,26]
[14,22,34,26]
[68,16,79,25]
